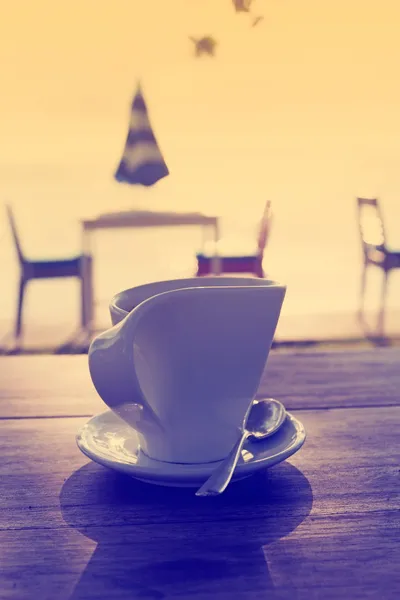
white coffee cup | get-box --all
[88,277,286,464]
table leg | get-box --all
[81,227,94,334]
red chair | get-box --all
[6,204,94,339]
[196,201,272,278]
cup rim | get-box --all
[110,277,286,317]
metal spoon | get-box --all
[195,398,286,497]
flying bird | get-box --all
[189,36,218,57]
[252,16,264,28]
[232,0,253,12]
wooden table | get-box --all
[1,350,399,599]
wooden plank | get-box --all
[0,408,398,599]
[1,408,399,518]
[0,356,103,418]
[1,524,398,599]
[262,348,400,408]
[0,349,400,419]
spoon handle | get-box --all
[195,431,249,497]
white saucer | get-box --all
[76,409,306,487]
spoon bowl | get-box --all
[196,397,287,497]
[247,398,287,440]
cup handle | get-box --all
[88,302,163,435]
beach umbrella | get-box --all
[115,84,169,187]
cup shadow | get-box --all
[60,462,313,599]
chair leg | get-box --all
[16,278,26,339]
[80,256,93,331]
[254,259,265,278]
[359,264,368,317]
[196,260,210,277]
[255,265,265,278]
[378,270,389,335]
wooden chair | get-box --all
[6,204,94,339]
[357,197,400,328]
[196,200,272,278]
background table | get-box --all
[80,210,221,330]
[0,350,399,599]
[82,210,219,256]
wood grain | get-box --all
[0,407,399,599]
[0,348,399,419]
[1,351,399,599]
[0,356,103,418]
[263,348,400,409]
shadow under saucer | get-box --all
[60,461,313,599]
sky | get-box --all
[2,1,400,212]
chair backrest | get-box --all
[5,204,24,263]
[256,200,273,256]
[356,198,386,258]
